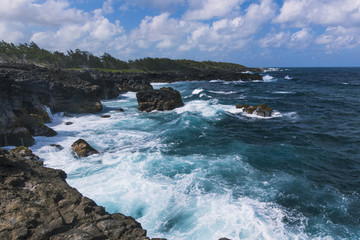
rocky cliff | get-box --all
[0,63,153,147]
[0,147,156,240]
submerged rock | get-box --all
[50,144,64,151]
[100,114,111,118]
[136,87,184,112]
[64,121,73,125]
[236,104,273,117]
[0,148,151,239]
[71,139,99,158]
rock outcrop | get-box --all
[0,63,153,147]
[136,87,184,112]
[71,139,99,158]
[0,147,152,239]
[236,104,273,117]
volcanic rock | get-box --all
[0,148,150,240]
[0,63,153,147]
[136,87,184,112]
[71,139,99,158]
[236,104,273,117]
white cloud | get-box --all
[274,0,360,27]
[315,26,360,49]
[0,21,26,43]
[0,0,85,27]
[102,0,114,14]
[184,0,242,20]
[259,32,290,48]
[289,28,312,48]
[30,13,125,53]
[259,28,312,48]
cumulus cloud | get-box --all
[183,0,242,20]
[0,0,85,27]
[316,26,360,49]
[0,21,26,43]
[274,0,360,27]
[31,12,124,53]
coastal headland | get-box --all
[0,61,262,239]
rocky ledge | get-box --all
[0,147,157,240]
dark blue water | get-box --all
[34,68,360,239]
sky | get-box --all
[1,0,360,67]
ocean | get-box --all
[32,68,360,239]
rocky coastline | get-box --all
[0,63,262,239]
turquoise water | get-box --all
[32,68,360,239]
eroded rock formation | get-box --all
[0,147,151,240]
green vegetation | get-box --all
[0,40,247,72]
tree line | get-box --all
[0,41,246,72]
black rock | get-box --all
[71,139,99,158]
[136,87,184,112]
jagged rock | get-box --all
[236,104,273,117]
[136,87,184,112]
[0,148,151,239]
[71,139,99,158]
[0,63,153,147]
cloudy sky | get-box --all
[1,0,360,67]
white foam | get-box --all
[192,88,204,95]
[284,75,293,80]
[175,100,221,118]
[263,68,279,72]
[208,90,238,95]
[273,91,293,94]
[262,75,276,82]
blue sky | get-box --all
[1,0,360,67]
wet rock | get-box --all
[100,114,111,118]
[71,139,99,158]
[136,87,184,112]
[236,104,273,117]
[118,108,124,112]
[64,121,73,125]
[50,144,64,151]
[0,127,34,147]
[0,148,151,240]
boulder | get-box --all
[136,87,184,112]
[71,139,99,158]
[65,121,73,125]
[236,104,273,117]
